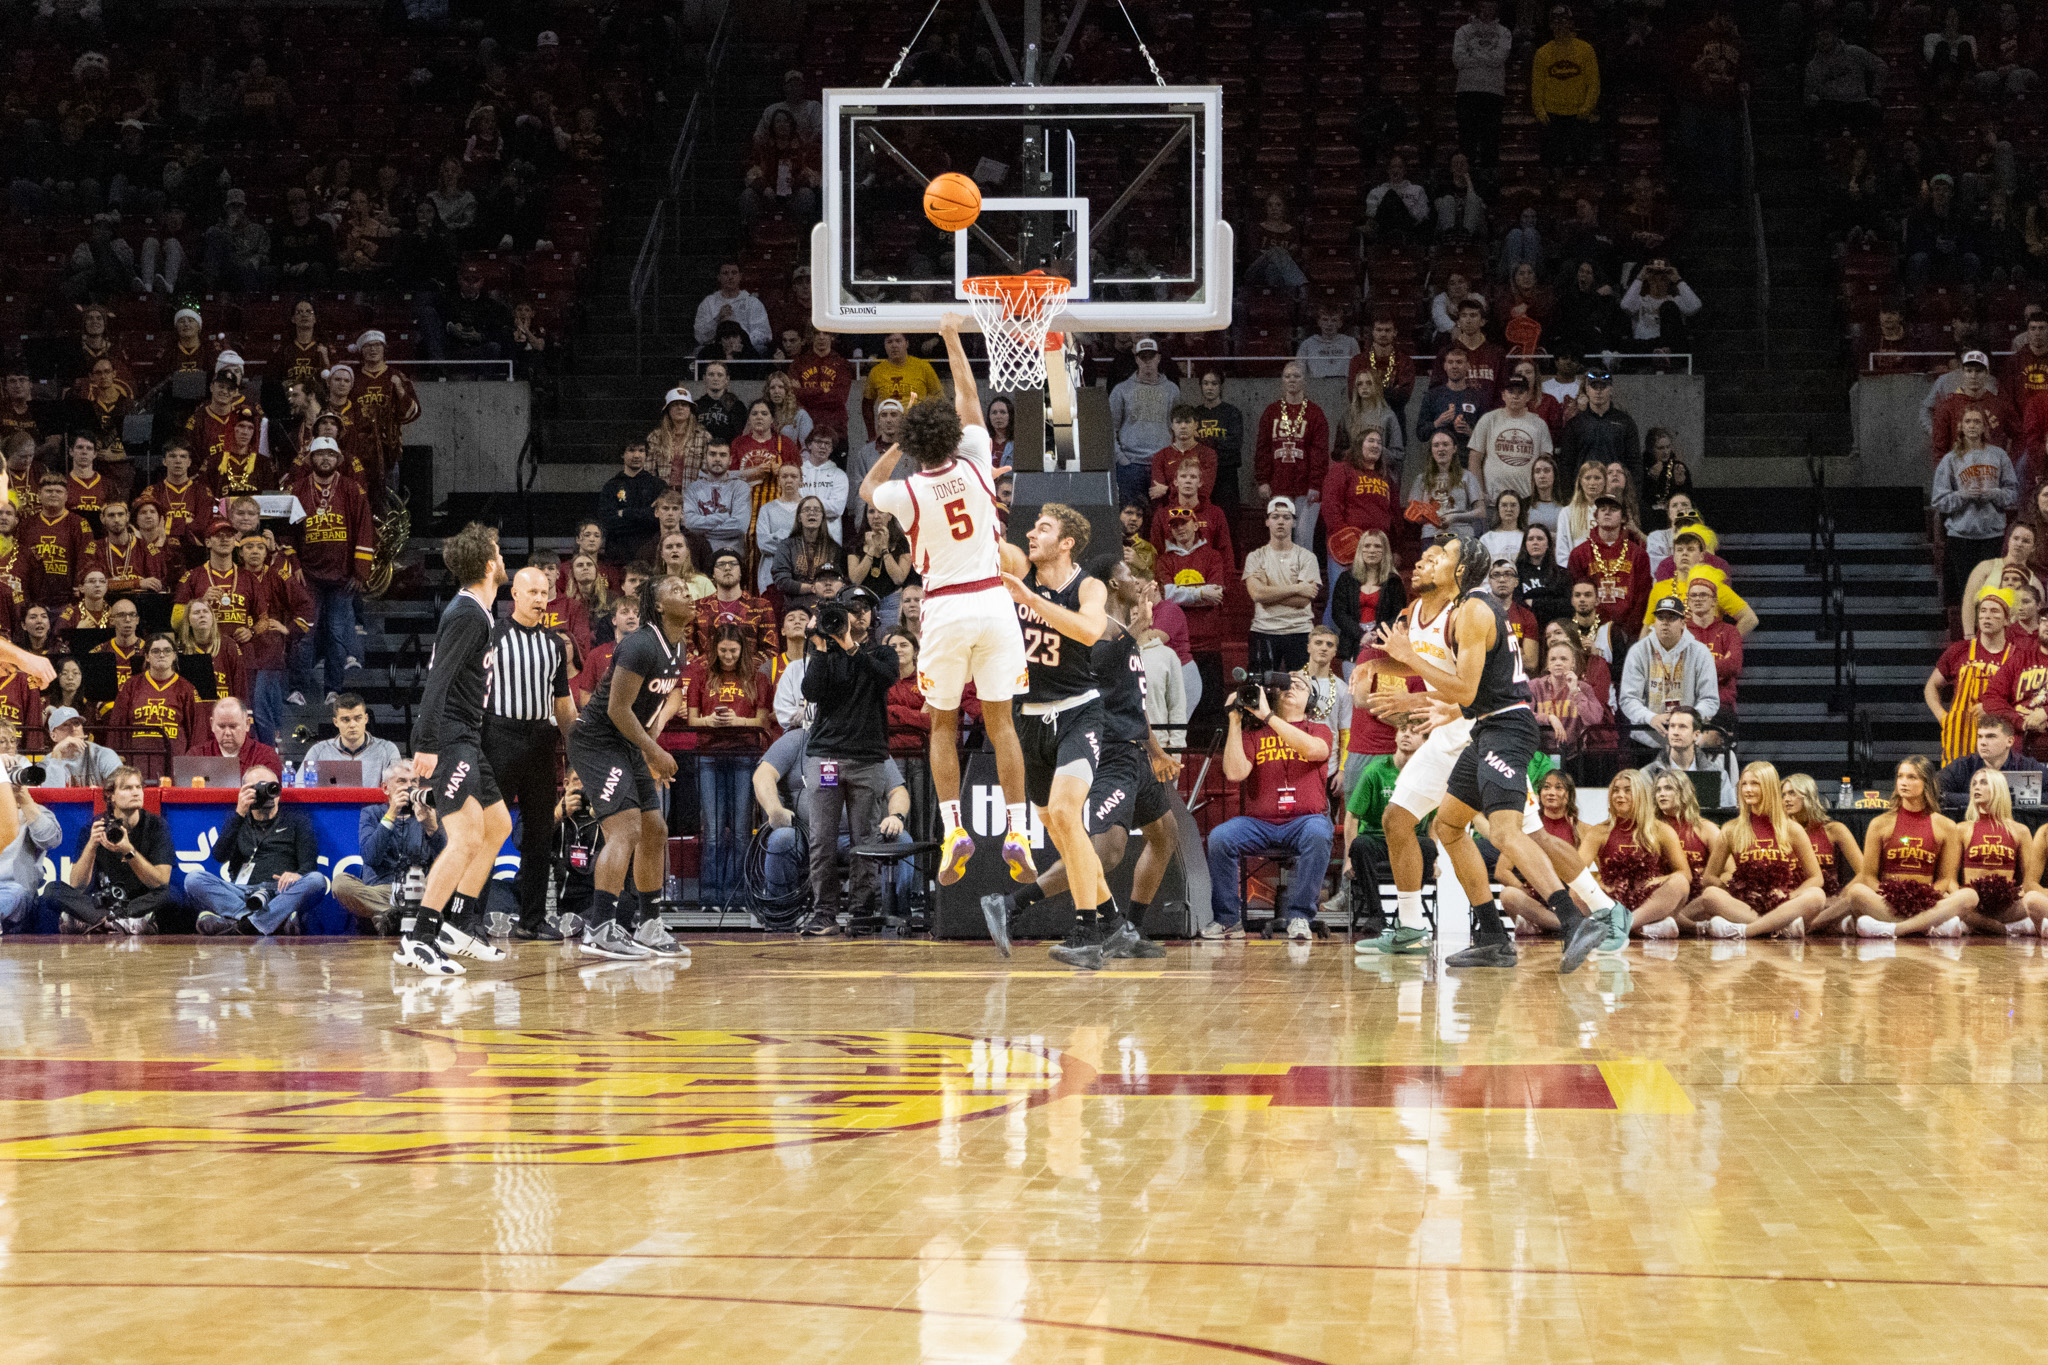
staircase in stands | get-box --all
[1701,487,1942,780]
[1693,22,1852,489]
[533,48,779,495]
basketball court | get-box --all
[0,938,2041,1363]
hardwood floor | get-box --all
[0,934,2043,1363]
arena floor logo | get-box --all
[0,1031,1689,1164]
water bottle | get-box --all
[1837,776,1854,810]
[300,760,317,787]
[280,761,297,787]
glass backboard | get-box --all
[811,84,1231,335]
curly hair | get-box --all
[441,521,501,587]
[900,399,964,469]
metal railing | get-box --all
[629,197,666,375]
[689,351,1700,381]
[1740,87,1770,365]
[1864,347,2020,371]
[1808,444,1858,776]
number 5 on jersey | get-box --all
[944,498,973,540]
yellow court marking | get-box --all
[1598,1059,1696,1114]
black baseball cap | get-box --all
[814,562,847,582]
[1593,494,1622,510]
[1585,368,1613,385]
[840,585,881,612]
[710,548,743,570]
[1652,594,1685,617]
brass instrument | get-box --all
[366,489,410,599]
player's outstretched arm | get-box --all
[857,443,903,509]
[940,313,985,430]
[1002,573,1108,646]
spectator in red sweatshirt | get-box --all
[1931,350,2022,461]
[1147,404,1218,503]
[1321,427,1399,586]
[1255,361,1330,549]
[1153,513,1233,682]
[789,329,855,440]
[1566,494,1651,637]
[1148,459,1233,565]
[882,627,929,756]
[288,436,375,701]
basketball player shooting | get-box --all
[1374,535,1616,972]
[858,312,1037,887]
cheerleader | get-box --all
[2016,822,2048,936]
[1498,769,1583,930]
[1931,768,2028,936]
[1652,769,1720,933]
[1780,772,1861,929]
[1699,761,1827,938]
[1842,757,1959,938]
[1577,769,1688,935]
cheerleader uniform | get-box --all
[1875,807,1943,917]
[1677,822,1711,900]
[1540,814,1577,846]
[1595,821,1665,910]
[1728,815,1802,913]
[1804,821,1841,898]
[1961,818,2022,920]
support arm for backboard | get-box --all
[860,128,1023,272]
[976,0,1024,84]
[1045,331,1078,471]
[1046,0,1090,82]
[1087,122,1191,242]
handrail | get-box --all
[1807,443,1858,779]
[1739,86,1769,366]
[691,352,1700,381]
[1865,347,2022,370]
[628,197,666,376]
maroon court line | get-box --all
[11,1251,2048,1296]
[0,1279,1335,1363]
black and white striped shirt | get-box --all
[487,617,571,722]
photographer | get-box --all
[796,592,899,936]
[51,767,174,935]
[333,759,445,935]
[184,766,329,936]
[1202,672,1335,942]
[751,726,915,913]
[550,771,601,937]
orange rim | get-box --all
[960,271,1072,315]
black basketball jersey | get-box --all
[412,590,495,753]
[1091,619,1149,745]
[1018,565,1099,705]
[1457,592,1531,720]
[578,623,689,737]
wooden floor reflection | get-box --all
[1,934,2046,1363]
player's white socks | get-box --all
[1568,869,1615,913]
[1006,803,1028,834]
[941,800,963,831]
[1395,891,1426,931]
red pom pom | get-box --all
[1877,877,1943,918]
[1973,875,2020,922]
[1599,843,1666,911]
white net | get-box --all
[961,274,1072,393]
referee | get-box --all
[487,566,578,940]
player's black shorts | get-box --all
[568,730,661,820]
[1019,698,1104,808]
[1447,706,1541,818]
[1084,740,1171,835]
[429,740,500,812]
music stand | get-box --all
[2010,770,2042,808]
[75,651,120,707]
[66,627,114,658]
[174,652,221,701]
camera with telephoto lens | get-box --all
[249,780,283,805]
[811,600,851,643]
[12,762,46,786]
[1230,668,1297,717]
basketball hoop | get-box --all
[961,272,1072,393]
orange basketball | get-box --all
[923,172,983,232]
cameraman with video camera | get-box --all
[1201,671,1335,943]
[184,766,329,936]
[52,766,175,935]
[332,759,445,936]
[795,590,899,936]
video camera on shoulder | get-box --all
[1230,668,1295,718]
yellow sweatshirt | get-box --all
[1532,36,1600,118]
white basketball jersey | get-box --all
[1407,594,1457,675]
[871,424,1003,591]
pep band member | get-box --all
[1652,768,1719,934]
[1933,767,2028,936]
[1698,760,1826,939]
[1838,756,1959,938]
[1780,772,1860,927]
[1578,768,1688,936]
